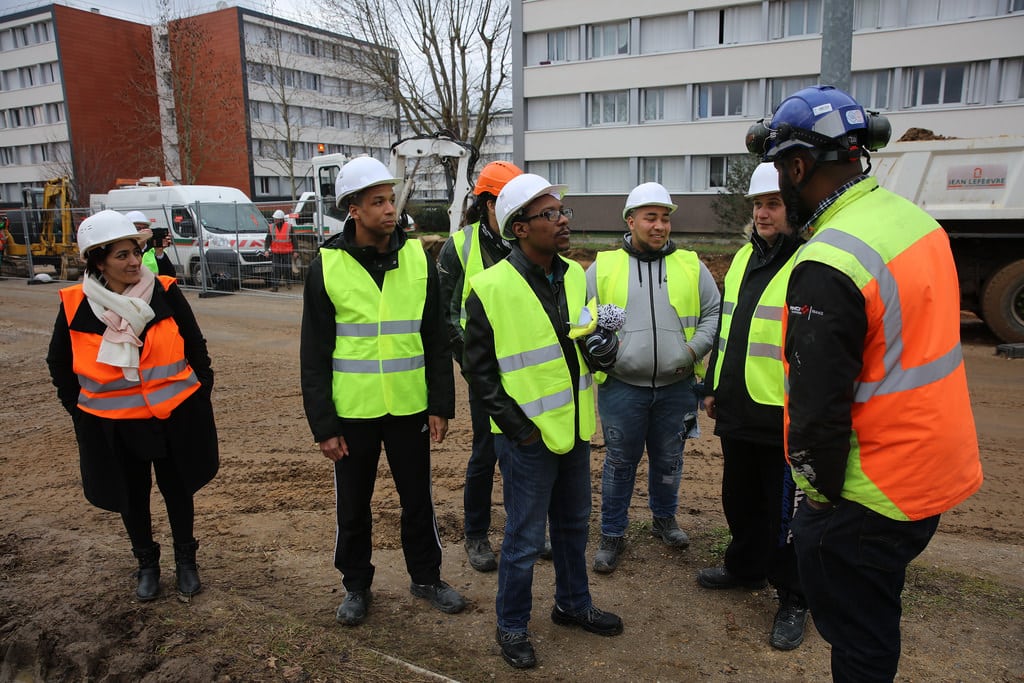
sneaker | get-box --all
[770,602,809,650]
[410,580,467,614]
[465,537,497,572]
[335,589,371,626]
[538,536,553,560]
[651,517,690,548]
[495,628,536,669]
[592,534,626,574]
[551,604,624,636]
[697,566,768,590]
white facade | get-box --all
[513,0,1024,230]
[240,11,397,200]
[0,10,67,206]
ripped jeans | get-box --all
[597,376,699,537]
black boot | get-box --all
[173,539,202,597]
[131,543,161,602]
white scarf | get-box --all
[82,268,157,381]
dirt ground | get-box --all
[1,264,1022,683]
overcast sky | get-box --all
[8,0,310,26]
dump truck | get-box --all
[871,135,1024,343]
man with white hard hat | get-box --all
[263,209,294,292]
[699,162,809,651]
[125,210,174,278]
[299,156,463,627]
[462,173,623,670]
[586,182,720,575]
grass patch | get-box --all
[904,563,1024,619]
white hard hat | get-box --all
[495,173,568,240]
[124,210,150,226]
[272,209,286,220]
[77,210,147,258]
[335,156,399,207]
[623,182,677,221]
[746,162,781,198]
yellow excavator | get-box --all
[0,177,83,280]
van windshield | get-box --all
[195,202,268,234]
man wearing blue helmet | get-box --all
[747,86,983,681]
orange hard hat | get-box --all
[473,161,523,197]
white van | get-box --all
[90,184,272,287]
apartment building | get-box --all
[0,4,397,205]
[513,0,1024,233]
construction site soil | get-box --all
[1,254,1022,682]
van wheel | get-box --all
[189,260,205,287]
[981,259,1024,343]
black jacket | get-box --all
[46,280,218,511]
[462,244,584,445]
[705,231,802,445]
[299,220,455,442]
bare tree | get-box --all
[320,0,510,167]
[710,154,762,233]
[42,140,119,206]
[119,0,245,184]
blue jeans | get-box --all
[598,376,698,537]
[792,498,939,682]
[495,434,592,634]
[463,384,497,538]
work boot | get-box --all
[770,598,809,650]
[697,566,768,590]
[410,580,467,614]
[592,534,626,574]
[131,543,161,602]
[173,539,202,598]
[551,604,624,636]
[465,537,497,572]
[651,517,690,548]
[336,589,372,626]
[495,628,536,669]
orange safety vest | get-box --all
[270,222,294,254]
[59,275,201,420]
[784,178,982,521]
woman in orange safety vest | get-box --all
[46,210,219,603]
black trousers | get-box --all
[271,252,291,286]
[793,499,939,682]
[332,412,443,592]
[720,436,802,600]
[119,455,195,549]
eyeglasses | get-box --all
[522,207,573,223]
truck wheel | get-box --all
[981,259,1024,343]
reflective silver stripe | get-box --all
[147,374,199,405]
[678,315,698,328]
[336,322,379,337]
[748,342,781,361]
[810,230,963,401]
[142,359,188,382]
[497,343,562,374]
[753,304,784,321]
[519,386,573,420]
[77,374,138,393]
[721,301,735,316]
[333,356,425,374]
[78,391,148,410]
[717,336,727,354]
[336,320,421,337]
[579,371,593,392]
[460,227,474,266]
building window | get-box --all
[642,89,665,122]
[0,147,16,165]
[640,13,689,54]
[248,63,266,83]
[8,109,21,127]
[851,70,891,109]
[767,76,817,113]
[906,0,1000,24]
[19,67,35,88]
[1012,0,1024,11]
[587,158,630,192]
[302,72,320,91]
[641,158,663,184]
[45,102,64,123]
[39,62,57,85]
[547,30,567,61]
[589,21,629,59]
[588,90,629,126]
[854,0,901,29]
[696,6,763,47]
[258,177,271,195]
[788,0,822,35]
[696,82,745,118]
[249,101,261,121]
[998,58,1024,102]
[299,36,317,56]
[641,157,686,192]
[906,62,986,106]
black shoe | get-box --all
[697,566,767,590]
[592,534,626,574]
[495,628,536,669]
[132,543,161,602]
[465,537,497,572]
[651,517,690,548]
[410,580,467,614]
[551,604,623,636]
[538,536,553,560]
[336,589,371,626]
[173,539,202,597]
[770,602,809,650]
